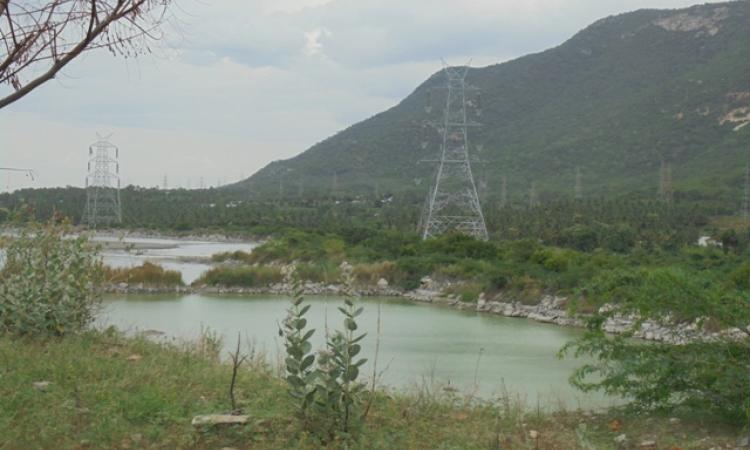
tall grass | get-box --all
[104,262,184,286]
[195,266,283,287]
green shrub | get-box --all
[531,248,571,272]
[506,239,540,262]
[296,262,341,284]
[282,270,367,443]
[729,262,750,290]
[565,266,750,424]
[446,282,484,303]
[352,261,396,285]
[196,266,283,287]
[0,218,102,336]
[393,257,435,290]
[104,262,184,286]
[210,250,254,264]
[488,273,509,290]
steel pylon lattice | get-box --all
[421,64,488,241]
[82,137,122,227]
[742,165,750,220]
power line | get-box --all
[82,136,122,227]
[742,165,749,221]
[420,62,488,240]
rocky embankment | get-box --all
[106,275,749,345]
[405,280,749,345]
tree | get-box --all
[1,0,171,109]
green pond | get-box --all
[101,293,614,409]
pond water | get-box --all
[100,293,615,410]
[97,236,258,284]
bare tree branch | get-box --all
[0,0,172,109]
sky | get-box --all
[0,0,725,191]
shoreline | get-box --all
[104,281,746,345]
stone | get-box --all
[191,414,250,426]
[737,436,750,447]
[126,354,142,362]
[614,434,627,445]
[32,381,51,391]
[668,417,681,425]
[377,278,389,288]
[529,430,539,439]
[639,440,657,449]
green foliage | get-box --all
[729,262,750,290]
[281,269,367,443]
[313,294,368,440]
[446,282,484,303]
[0,218,102,336]
[564,264,750,423]
[295,261,341,284]
[4,331,745,449]
[104,262,184,286]
[352,261,396,285]
[281,280,318,419]
[210,250,254,264]
[195,266,283,287]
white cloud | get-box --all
[0,0,728,190]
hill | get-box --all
[232,1,750,207]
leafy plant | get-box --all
[281,280,317,420]
[0,217,103,336]
[563,267,750,423]
[281,267,368,443]
[313,295,367,439]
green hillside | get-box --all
[234,1,750,206]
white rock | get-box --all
[32,381,51,391]
[191,415,250,426]
[377,278,389,288]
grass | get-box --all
[104,262,184,286]
[194,266,283,288]
[0,331,746,449]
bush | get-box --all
[196,266,283,287]
[447,282,484,303]
[296,262,341,284]
[729,262,750,290]
[565,266,750,424]
[210,250,254,264]
[0,218,102,336]
[352,261,396,285]
[488,273,509,290]
[104,262,184,286]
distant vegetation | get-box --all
[104,262,184,286]
[203,227,750,302]
[238,1,750,204]
[195,266,283,288]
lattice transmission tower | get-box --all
[421,64,488,240]
[658,159,673,205]
[742,165,750,221]
[82,136,122,227]
[574,166,583,200]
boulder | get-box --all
[32,381,51,392]
[377,278,389,288]
[191,415,250,426]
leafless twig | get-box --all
[228,332,248,413]
[1,0,173,109]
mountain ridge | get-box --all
[232,1,750,206]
